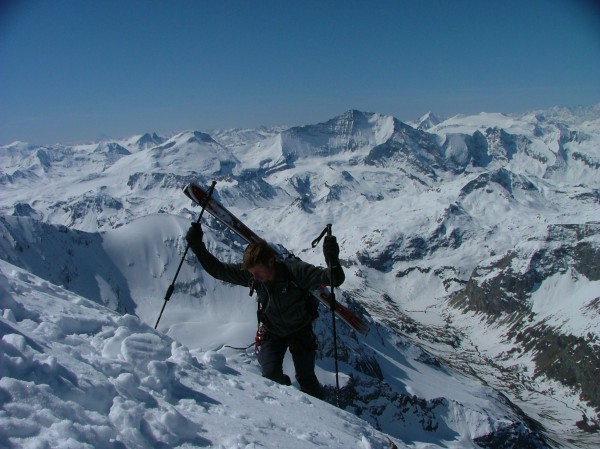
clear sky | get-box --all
[1,0,599,144]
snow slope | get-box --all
[1,214,550,448]
[0,259,397,449]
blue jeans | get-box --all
[256,326,323,399]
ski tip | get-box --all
[183,182,203,205]
[182,187,192,202]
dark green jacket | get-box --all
[190,242,345,337]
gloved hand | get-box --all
[323,235,340,267]
[185,222,203,249]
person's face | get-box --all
[247,261,275,282]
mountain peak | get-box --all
[281,110,396,158]
[136,132,166,149]
[413,111,443,130]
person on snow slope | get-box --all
[186,223,344,399]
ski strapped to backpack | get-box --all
[183,182,368,335]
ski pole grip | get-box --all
[164,284,175,302]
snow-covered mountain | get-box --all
[410,111,444,130]
[1,105,599,448]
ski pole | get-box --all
[326,223,341,407]
[311,224,340,406]
[154,180,217,330]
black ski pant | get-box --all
[257,326,323,399]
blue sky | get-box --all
[1,0,599,144]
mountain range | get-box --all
[1,104,599,448]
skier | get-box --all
[185,222,344,399]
